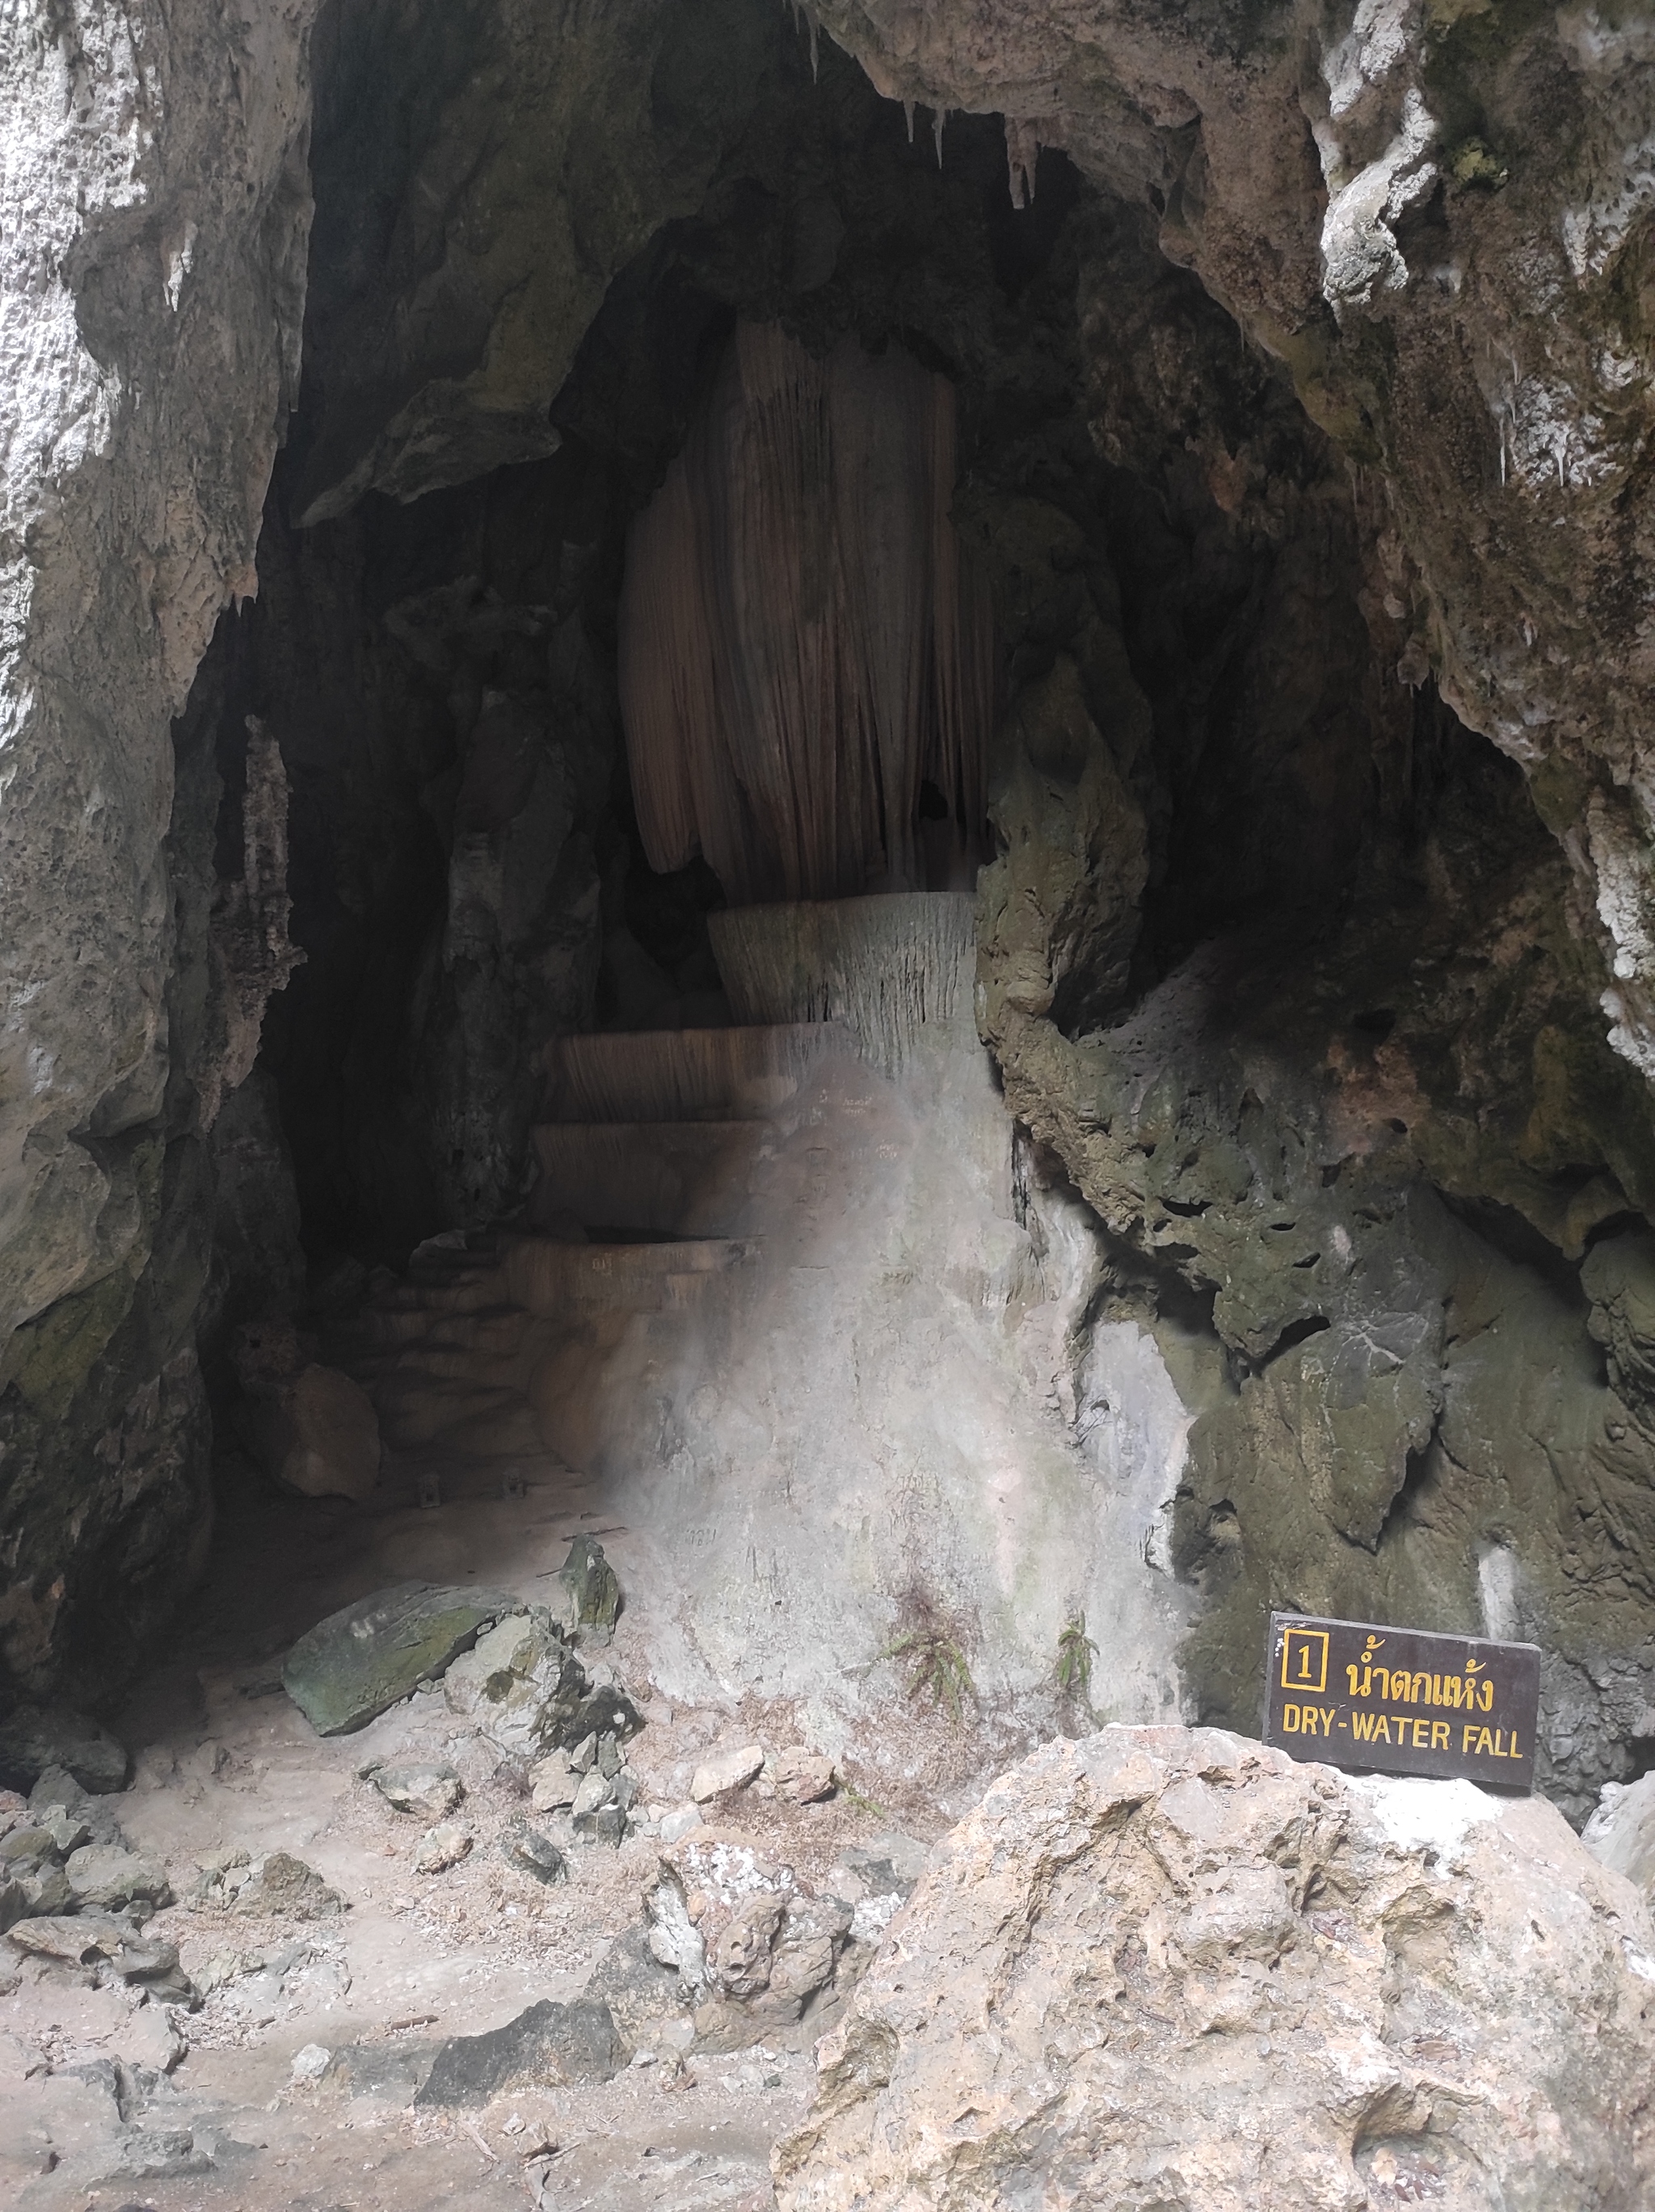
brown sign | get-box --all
[1263,1612,1541,1792]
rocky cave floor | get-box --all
[0,1443,1018,2212]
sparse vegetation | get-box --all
[878,1590,977,1724]
[839,1777,890,1820]
[1056,1612,1099,1712]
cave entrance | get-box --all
[166,0,1409,1713]
[18,0,1637,2173]
[152,0,1416,1902]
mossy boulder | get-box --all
[281,1582,514,1737]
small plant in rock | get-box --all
[878,1590,977,1724]
[1055,1612,1099,1715]
[838,1776,890,1820]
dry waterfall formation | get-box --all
[5,0,1655,2203]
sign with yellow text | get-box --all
[1264,1612,1540,1791]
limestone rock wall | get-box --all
[288,0,795,521]
[813,0,1655,1079]
[0,1,318,1694]
[230,454,620,1253]
[964,216,1655,1814]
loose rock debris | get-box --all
[0,1551,955,2210]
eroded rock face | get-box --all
[815,0,1655,1078]
[980,729,1655,1807]
[0,0,317,1695]
[777,1725,1655,2212]
[1585,1771,1655,1902]
[642,1834,855,2050]
[289,0,792,522]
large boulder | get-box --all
[0,1706,128,1796]
[232,1317,381,1502]
[238,1363,381,1502]
[776,1726,1655,2212]
[413,1999,624,2106]
[1584,1772,1655,1900]
[282,1582,514,1736]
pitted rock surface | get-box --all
[776,1725,1655,2212]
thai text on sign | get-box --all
[1263,1612,1541,1791]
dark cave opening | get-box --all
[177,13,1454,1296]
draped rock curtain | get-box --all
[617,323,995,906]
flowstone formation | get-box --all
[777,1725,1655,2211]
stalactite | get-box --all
[1005,117,1041,208]
[617,323,994,906]
[928,390,996,863]
[709,893,976,1072]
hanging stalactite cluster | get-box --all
[617,322,996,906]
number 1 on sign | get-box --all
[1282,1629,1329,1694]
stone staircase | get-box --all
[330,894,974,1508]
[330,1022,845,1504]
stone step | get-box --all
[541,1023,847,1123]
[406,1304,530,1356]
[499,1231,754,1317]
[339,1286,528,1359]
[368,1273,507,1320]
[386,1341,525,1388]
[528,1121,768,1236]
[379,1451,597,1506]
[371,1371,527,1446]
[339,1305,440,1349]
[406,1405,547,1457]
[374,1384,547,1456]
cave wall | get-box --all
[962,176,1655,1808]
[204,454,625,1263]
[811,0,1655,1082]
[0,0,316,1696]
